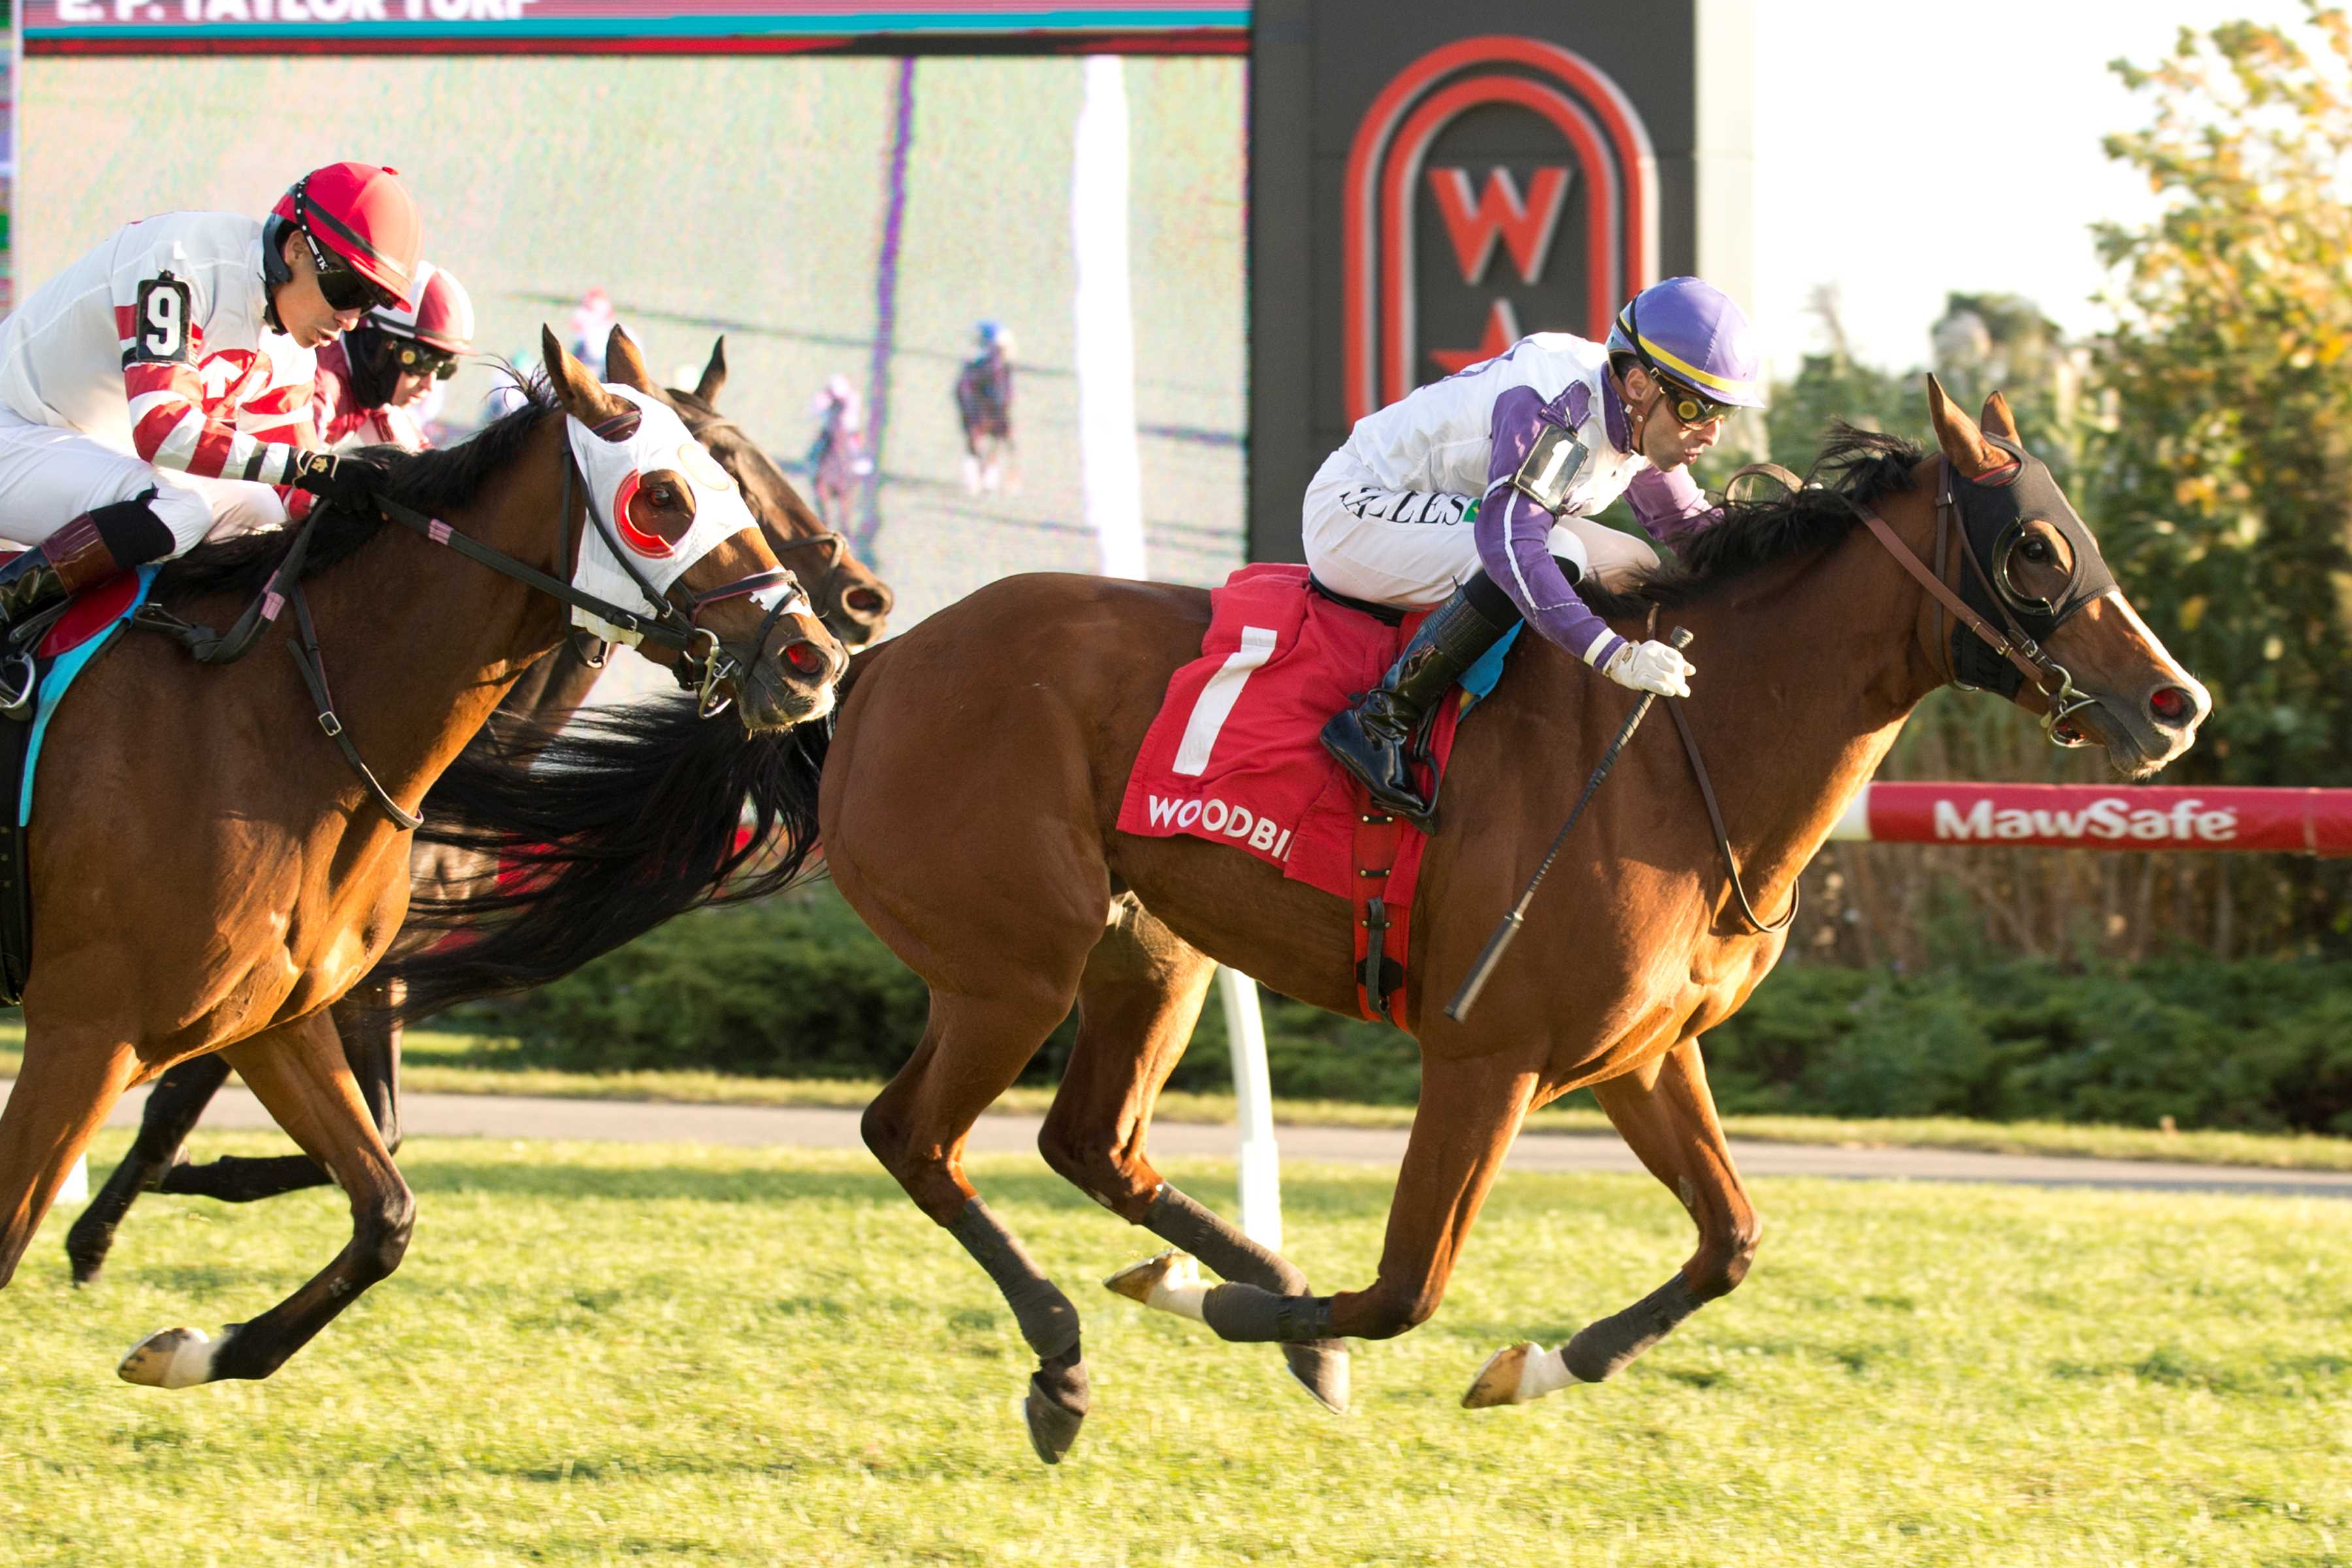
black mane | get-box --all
[1579,425,1927,618]
[154,384,559,604]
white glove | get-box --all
[1602,638,1694,698]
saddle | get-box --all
[0,561,157,1003]
[1116,564,1515,1024]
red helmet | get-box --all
[269,161,420,310]
[369,261,474,355]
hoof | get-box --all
[1462,1341,1567,1409]
[118,1326,220,1390]
[64,1219,113,1288]
[1282,1341,1351,1414]
[1104,1251,1209,1322]
[1022,1356,1089,1465]
[1104,1250,1195,1304]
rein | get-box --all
[133,431,802,827]
[1656,450,2110,938]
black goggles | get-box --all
[304,231,400,314]
[393,340,459,381]
[1654,374,1735,427]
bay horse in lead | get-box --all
[398,380,2208,1462]
[0,327,845,1387]
[819,381,2206,1460]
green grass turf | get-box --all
[3,1134,2345,1566]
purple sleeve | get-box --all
[1475,385,1627,670]
[1625,464,1720,547]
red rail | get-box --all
[1828,784,2352,857]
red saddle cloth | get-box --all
[0,553,144,659]
[1115,564,1469,1022]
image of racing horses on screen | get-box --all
[0,327,847,1388]
[389,380,2206,1463]
[63,331,896,1285]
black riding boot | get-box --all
[1320,574,1518,832]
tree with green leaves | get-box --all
[2091,3,2352,797]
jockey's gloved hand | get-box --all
[288,449,387,515]
[1602,638,1695,699]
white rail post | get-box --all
[61,1155,88,1203]
[1219,967,1281,1251]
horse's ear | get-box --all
[604,325,656,395]
[1979,389,2022,448]
[1925,372,2003,478]
[694,337,728,406]
[542,325,634,429]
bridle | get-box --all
[1852,446,2110,747]
[549,410,804,721]
[679,410,870,635]
[1677,445,2114,938]
[131,407,809,829]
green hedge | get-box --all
[449,884,2352,1134]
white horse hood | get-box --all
[563,382,779,644]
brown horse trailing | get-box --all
[61,332,897,1285]
[399,380,2208,1463]
[0,326,845,1387]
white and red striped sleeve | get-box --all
[117,283,306,484]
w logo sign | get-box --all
[1343,37,1660,422]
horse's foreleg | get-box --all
[118,1009,412,1389]
[65,1051,229,1283]
[0,1028,140,1291]
[1056,908,1350,1412]
[1464,1036,1757,1409]
[1186,1053,1535,1355]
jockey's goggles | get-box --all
[1654,374,1735,428]
[303,231,400,314]
[392,340,459,381]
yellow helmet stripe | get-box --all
[1627,327,1755,399]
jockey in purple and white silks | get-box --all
[1311,276,1765,830]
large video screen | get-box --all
[16,54,1247,640]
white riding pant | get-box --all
[0,409,288,555]
[1300,448,1658,608]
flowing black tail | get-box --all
[389,694,832,1022]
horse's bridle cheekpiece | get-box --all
[1856,438,2114,747]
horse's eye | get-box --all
[2021,536,2053,564]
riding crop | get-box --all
[1445,626,1694,1022]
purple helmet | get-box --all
[1606,276,1765,409]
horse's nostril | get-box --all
[784,640,828,676]
[2149,685,2194,725]
[846,588,889,618]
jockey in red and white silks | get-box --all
[1312,276,1765,830]
[314,261,476,454]
[0,161,421,648]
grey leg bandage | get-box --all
[1144,1185,1309,1296]
[1563,1275,1703,1382]
[1201,1282,1336,1344]
[947,1199,1081,1360]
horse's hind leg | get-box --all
[1050,900,1350,1413]
[118,1009,412,1389]
[0,1029,140,1290]
[861,979,1093,1465]
[63,1051,229,1283]
[152,980,402,1204]
[1463,1036,1758,1409]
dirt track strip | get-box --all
[8,1079,2347,1199]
